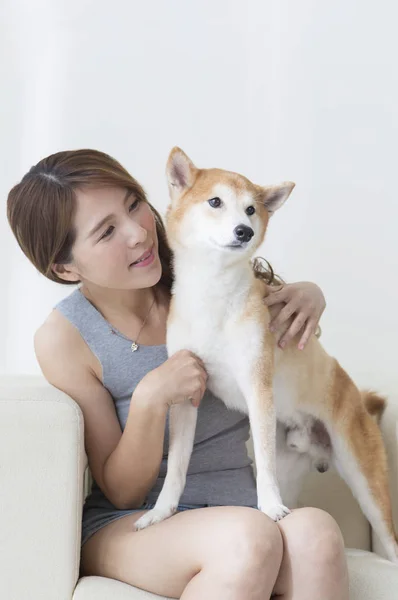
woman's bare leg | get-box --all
[81,506,283,599]
[272,507,349,600]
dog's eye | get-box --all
[246,206,255,216]
[208,197,222,208]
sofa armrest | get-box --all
[0,375,87,600]
[372,394,398,558]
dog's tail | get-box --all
[362,390,387,423]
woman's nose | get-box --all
[125,221,147,247]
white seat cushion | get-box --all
[345,549,398,599]
[73,549,398,600]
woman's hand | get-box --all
[263,282,326,350]
[134,350,208,411]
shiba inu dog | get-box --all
[135,148,398,563]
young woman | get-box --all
[7,149,348,600]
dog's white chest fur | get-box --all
[167,260,267,414]
[168,295,253,414]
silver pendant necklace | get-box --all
[110,292,157,352]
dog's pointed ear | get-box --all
[259,182,295,214]
[166,147,198,202]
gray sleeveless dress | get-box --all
[55,288,257,546]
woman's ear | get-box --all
[51,262,81,283]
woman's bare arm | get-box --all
[34,313,168,509]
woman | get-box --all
[7,149,348,599]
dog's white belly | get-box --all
[273,374,300,423]
[273,358,329,429]
[208,354,301,420]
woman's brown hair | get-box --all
[7,148,281,291]
[6,149,173,288]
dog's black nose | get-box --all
[234,224,254,243]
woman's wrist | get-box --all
[131,387,169,417]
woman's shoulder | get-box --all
[34,310,116,431]
[34,308,100,382]
[35,306,81,351]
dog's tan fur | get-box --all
[362,390,387,421]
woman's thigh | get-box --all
[81,505,282,599]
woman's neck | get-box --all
[80,282,161,325]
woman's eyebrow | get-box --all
[86,190,133,239]
[87,213,115,239]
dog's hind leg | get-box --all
[332,428,398,562]
[329,370,398,562]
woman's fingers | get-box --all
[269,302,297,332]
[297,319,317,350]
[278,313,308,348]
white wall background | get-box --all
[1,1,397,400]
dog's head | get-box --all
[165,147,295,261]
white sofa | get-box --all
[1,375,398,600]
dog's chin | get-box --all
[211,239,251,253]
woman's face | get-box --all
[60,185,162,290]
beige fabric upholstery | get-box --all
[1,375,397,599]
[74,576,174,600]
[0,375,86,600]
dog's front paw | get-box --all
[134,505,177,531]
[260,502,291,522]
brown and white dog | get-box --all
[135,148,398,563]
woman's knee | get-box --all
[278,507,346,567]
[209,508,283,578]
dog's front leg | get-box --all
[250,385,291,520]
[134,401,197,530]
[236,358,290,521]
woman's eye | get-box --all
[246,206,255,216]
[208,197,222,208]
[129,199,140,211]
[100,226,114,240]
